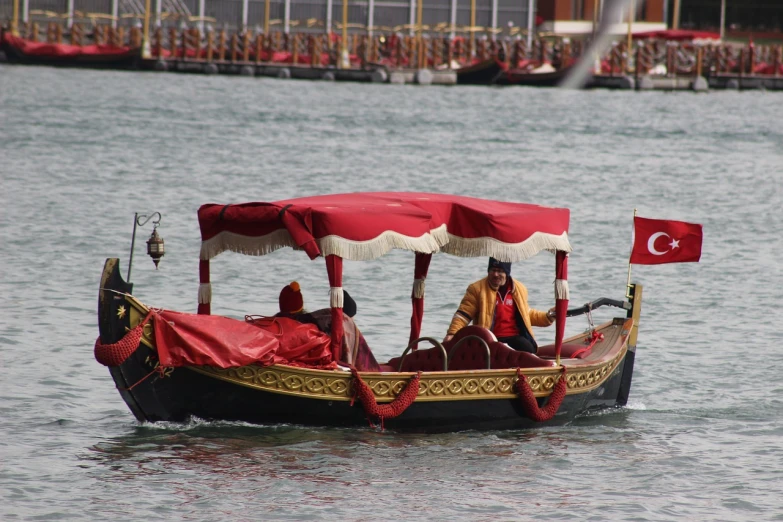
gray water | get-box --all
[1,66,782,520]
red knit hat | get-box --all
[279,281,304,314]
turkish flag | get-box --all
[630,217,703,265]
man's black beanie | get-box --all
[488,257,511,277]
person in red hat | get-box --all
[278,281,305,316]
[275,282,378,371]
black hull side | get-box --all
[494,67,572,87]
[109,340,631,432]
[456,59,505,85]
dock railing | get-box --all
[4,16,783,81]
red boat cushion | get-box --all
[490,342,556,368]
[387,347,446,372]
[385,326,555,371]
[537,343,593,359]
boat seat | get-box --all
[450,341,556,370]
[385,347,446,373]
[537,342,593,359]
[384,326,556,372]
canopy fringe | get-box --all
[440,231,572,261]
[430,224,450,247]
[329,287,344,308]
[200,226,569,262]
[555,279,569,300]
[201,229,296,260]
[198,283,212,304]
[317,228,443,261]
[412,278,426,298]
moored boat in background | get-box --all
[455,58,507,85]
[493,63,575,87]
[0,31,140,68]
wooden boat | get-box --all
[493,63,575,87]
[455,58,507,85]
[0,32,140,69]
[96,192,643,432]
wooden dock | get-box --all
[2,21,781,90]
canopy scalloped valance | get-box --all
[198,192,572,262]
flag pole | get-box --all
[626,208,637,299]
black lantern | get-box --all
[146,226,165,268]
[127,212,164,282]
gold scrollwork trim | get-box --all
[189,344,626,403]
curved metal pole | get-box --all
[397,337,447,372]
[127,212,162,282]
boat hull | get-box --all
[493,65,573,87]
[108,341,630,432]
[456,59,506,85]
[0,33,141,69]
[98,259,636,432]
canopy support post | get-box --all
[198,260,211,315]
[409,252,432,347]
[326,255,345,363]
[554,250,569,366]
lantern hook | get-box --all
[127,211,164,282]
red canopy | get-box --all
[197,192,573,362]
[198,192,571,262]
[632,29,721,42]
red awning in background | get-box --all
[633,29,721,41]
[1,33,135,57]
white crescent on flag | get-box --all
[647,232,670,255]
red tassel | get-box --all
[515,367,568,422]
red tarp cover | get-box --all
[632,29,721,41]
[154,310,279,368]
[1,33,135,58]
[249,316,335,368]
[199,192,571,263]
[152,310,335,369]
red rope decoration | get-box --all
[119,364,168,391]
[94,312,153,367]
[567,330,605,359]
[584,330,605,350]
[515,367,568,422]
[350,368,422,429]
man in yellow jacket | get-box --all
[444,258,555,353]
